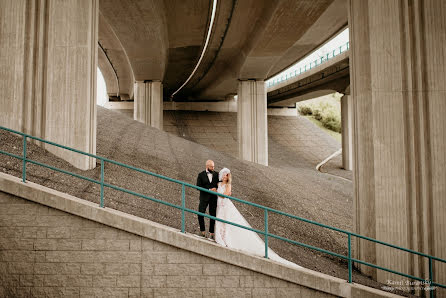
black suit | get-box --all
[196,170,219,233]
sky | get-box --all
[97,68,108,106]
[97,28,350,104]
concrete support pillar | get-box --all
[0,0,98,170]
[134,81,163,130]
[341,95,353,171]
[237,80,268,166]
[349,0,446,289]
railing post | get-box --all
[348,233,352,283]
[100,159,104,208]
[22,136,27,183]
[264,209,268,259]
[181,184,185,233]
[429,257,434,298]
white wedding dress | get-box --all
[214,183,301,269]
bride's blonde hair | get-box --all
[225,173,232,185]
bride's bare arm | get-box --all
[223,184,232,196]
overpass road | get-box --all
[267,50,349,107]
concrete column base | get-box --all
[237,80,268,166]
[134,81,163,130]
[0,0,98,170]
[341,95,353,171]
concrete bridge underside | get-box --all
[0,0,445,293]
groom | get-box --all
[196,160,219,240]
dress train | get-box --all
[214,183,301,269]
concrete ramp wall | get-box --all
[0,173,397,297]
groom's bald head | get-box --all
[206,160,214,171]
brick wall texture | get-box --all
[0,191,334,297]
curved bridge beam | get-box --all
[100,0,168,82]
[98,42,119,97]
[267,0,348,78]
[189,0,348,101]
[98,11,134,99]
[162,0,212,97]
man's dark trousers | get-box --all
[196,170,219,233]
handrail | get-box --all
[266,41,350,88]
[0,125,444,296]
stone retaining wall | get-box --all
[0,192,330,297]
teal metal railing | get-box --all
[267,41,350,88]
[0,125,444,297]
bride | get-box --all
[214,168,300,268]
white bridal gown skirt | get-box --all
[214,196,301,269]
